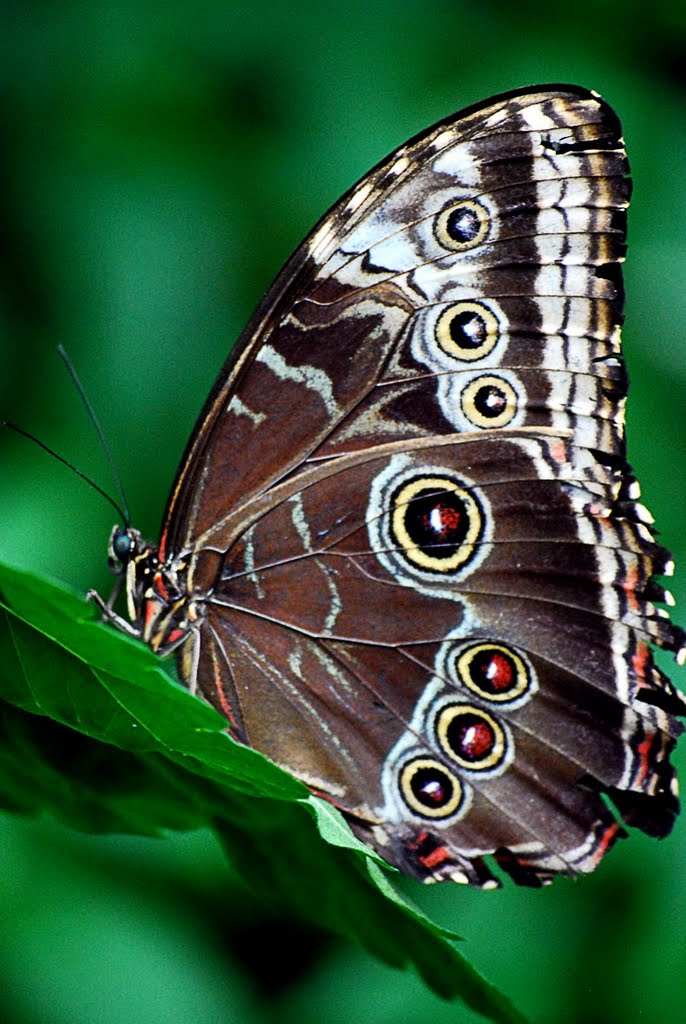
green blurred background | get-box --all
[1,2,685,1022]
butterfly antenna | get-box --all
[4,421,129,524]
[57,344,131,526]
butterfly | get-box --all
[95,84,686,887]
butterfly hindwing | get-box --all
[191,428,684,886]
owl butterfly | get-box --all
[101,85,686,888]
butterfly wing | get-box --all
[158,85,685,886]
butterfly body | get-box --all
[103,85,686,887]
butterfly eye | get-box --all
[398,757,467,819]
[460,374,520,429]
[110,527,134,566]
[435,301,501,362]
[435,198,490,251]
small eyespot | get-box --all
[390,475,484,574]
[460,374,519,428]
[398,756,466,819]
[435,302,501,362]
[435,199,490,251]
[453,642,535,705]
[435,704,509,773]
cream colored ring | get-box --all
[435,198,490,251]
[435,704,508,772]
[391,475,483,573]
[454,642,532,703]
[460,374,519,428]
[399,757,465,819]
[435,301,501,362]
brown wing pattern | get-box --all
[133,86,685,886]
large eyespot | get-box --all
[367,457,493,593]
[460,374,520,428]
[435,199,490,251]
[398,756,467,819]
[435,302,501,362]
[451,642,535,706]
[391,475,484,574]
[435,704,509,774]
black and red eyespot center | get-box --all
[447,711,497,761]
[410,765,454,808]
[406,490,469,553]
[421,502,461,537]
[472,648,515,693]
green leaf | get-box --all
[0,561,528,1024]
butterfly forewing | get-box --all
[121,85,684,887]
[162,86,629,553]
